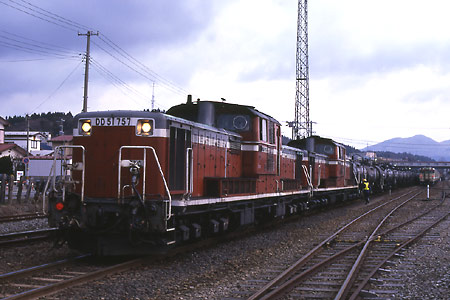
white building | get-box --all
[364,151,377,160]
[0,117,9,144]
[4,131,51,155]
[0,143,27,159]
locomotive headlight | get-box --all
[136,119,153,136]
[142,122,152,133]
[80,120,91,136]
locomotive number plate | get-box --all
[94,117,131,126]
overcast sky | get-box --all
[1,0,450,149]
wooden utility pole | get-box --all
[25,114,29,179]
[78,31,98,112]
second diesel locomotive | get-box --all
[46,96,415,255]
[419,167,441,185]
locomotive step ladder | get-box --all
[118,146,174,239]
[43,145,86,214]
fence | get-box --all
[0,174,47,205]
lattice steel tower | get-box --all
[293,0,311,139]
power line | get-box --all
[0,0,79,32]
[29,60,84,114]
[2,0,190,105]
[93,38,187,96]
[90,58,169,110]
[0,29,80,54]
[97,34,188,95]
[0,33,78,57]
[0,40,77,59]
[0,57,75,62]
[90,59,153,105]
[16,0,91,32]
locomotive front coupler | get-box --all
[129,162,145,205]
[128,163,152,232]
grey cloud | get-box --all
[0,0,227,112]
[310,37,450,78]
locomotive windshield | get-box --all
[217,114,251,132]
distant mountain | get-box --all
[362,134,450,161]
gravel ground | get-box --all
[0,203,42,216]
[0,218,49,234]
[47,186,449,300]
[387,197,450,299]
[0,204,78,274]
[1,185,448,299]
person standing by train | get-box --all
[361,178,370,204]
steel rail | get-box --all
[0,228,57,247]
[0,220,259,300]
[348,197,450,300]
[259,192,437,300]
[0,254,91,283]
[334,192,421,299]
[259,242,362,300]
[0,213,47,223]
[247,189,418,300]
[1,257,147,300]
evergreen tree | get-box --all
[0,156,13,175]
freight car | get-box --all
[45,96,414,255]
[419,167,440,185]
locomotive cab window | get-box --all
[337,146,344,159]
[323,145,334,155]
[268,121,275,144]
[260,118,267,141]
[217,114,250,132]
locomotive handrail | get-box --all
[302,165,313,192]
[118,146,172,220]
[43,145,86,213]
[352,166,360,186]
[42,162,55,214]
[184,148,193,198]
[316,165,321,188]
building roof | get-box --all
[0,117,9,127]
[0,143,15,152]
[5,131,49,137]
[50,135,73,142]
[0,143,28,156]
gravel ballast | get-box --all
[1,186,448,299]
[53,187,450,299]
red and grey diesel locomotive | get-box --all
[46,96,414,255]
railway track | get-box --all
[0,220,268,300]
[0,228,58,247]
[231,187,450,299]
[0,254,146,300]
[1,186,447,299]
[0,213,47,224]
